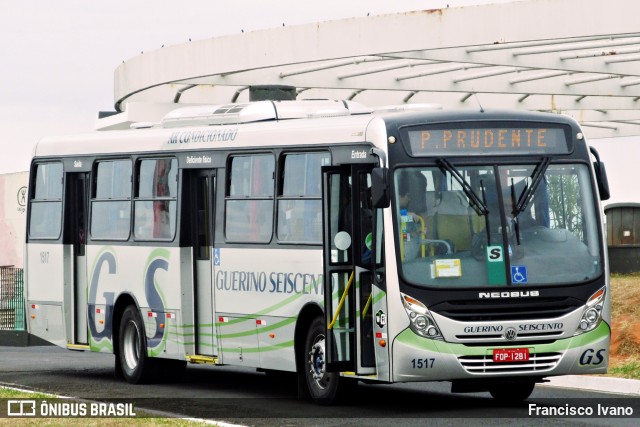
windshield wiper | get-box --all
[510,157,551,244]
[437,158,488,217]
[437,158,493,243]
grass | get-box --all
[608,361,640,380]
[606,273,640,380]
[0,387,212,426]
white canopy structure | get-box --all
[112,0,640,139]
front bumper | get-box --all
[392,321,610,382]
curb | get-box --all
[542,375,640,395]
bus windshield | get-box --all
[394,162,602,288]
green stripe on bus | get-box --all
[146,249,171,357]
[395,321,611,355]
[218,317,296,339]
[221,340,294,353]
[89,336,113,353]
[214,283,323,327]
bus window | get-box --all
[91,159,132,240]
[225,154,274,242]
[134,158,177,240]
[29,162,63,239]
[277,152,330,243]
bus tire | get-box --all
[118,305,156,384]
[304,316,341,405]
[489,381,535,402]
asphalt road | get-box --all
[0,346,638,426]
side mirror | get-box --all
[371,167,390,208]
[589,146,610,201]
[594,161,610,201]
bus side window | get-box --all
[277,152,330,243]
[225,154,274,243]
[91,159,132,240]
[134,158,177,241]
[28,162,63,239]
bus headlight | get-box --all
[401,293,443,340]
[574,287,605,335]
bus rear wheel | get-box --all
[489,381,535,402]
[304,317,341,405]
[118,305,156,384]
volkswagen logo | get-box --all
[504,327,517,341]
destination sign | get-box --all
[404,125,571,156]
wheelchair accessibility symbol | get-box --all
[213,248,221,266]
[511,265,528,284]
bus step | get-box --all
[186,355,218,365]
[66,343,90,351]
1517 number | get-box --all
[411,358,435,369]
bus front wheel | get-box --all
[118,305,156,384]
[304,317,341,405]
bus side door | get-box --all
[322,165,376,375]
[187,169,218,356]
[65,171,90,346]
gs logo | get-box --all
[579,348,606,366]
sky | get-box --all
[0,0,635,204]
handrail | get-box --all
[362,293,373,319]
[327,271,354,330]
[415,215,426,258]
[401,213,427,260]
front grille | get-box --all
[458,352,562,374]
[431,297,580,322]
[455,331,562,341]
[460,339,557,347]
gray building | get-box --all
[605,203,640,274]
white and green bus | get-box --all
[25,99,611,404]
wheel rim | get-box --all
[308,335,328,390]
[123,319,141,371]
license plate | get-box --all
[493,348,529,363]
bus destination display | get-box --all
[405,126,570,156]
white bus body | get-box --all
[25,99,611,403]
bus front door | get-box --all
[322,165,376,375]
[189,169,217,356]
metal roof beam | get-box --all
[565,74,621,86]
[557,110,640,122]
[513,37,640,57]
[580,122,619,130]
[386,48,640,79]
[621,79,640,87]
[607,54,640,64]
[337,60,436,79]
[452,67,522,83]
[561,46,640,61]
[396,63,488,81]
[465,34,617,53]
[509,71,570,84]
[277,56,387,77]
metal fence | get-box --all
[0,267,25,331]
